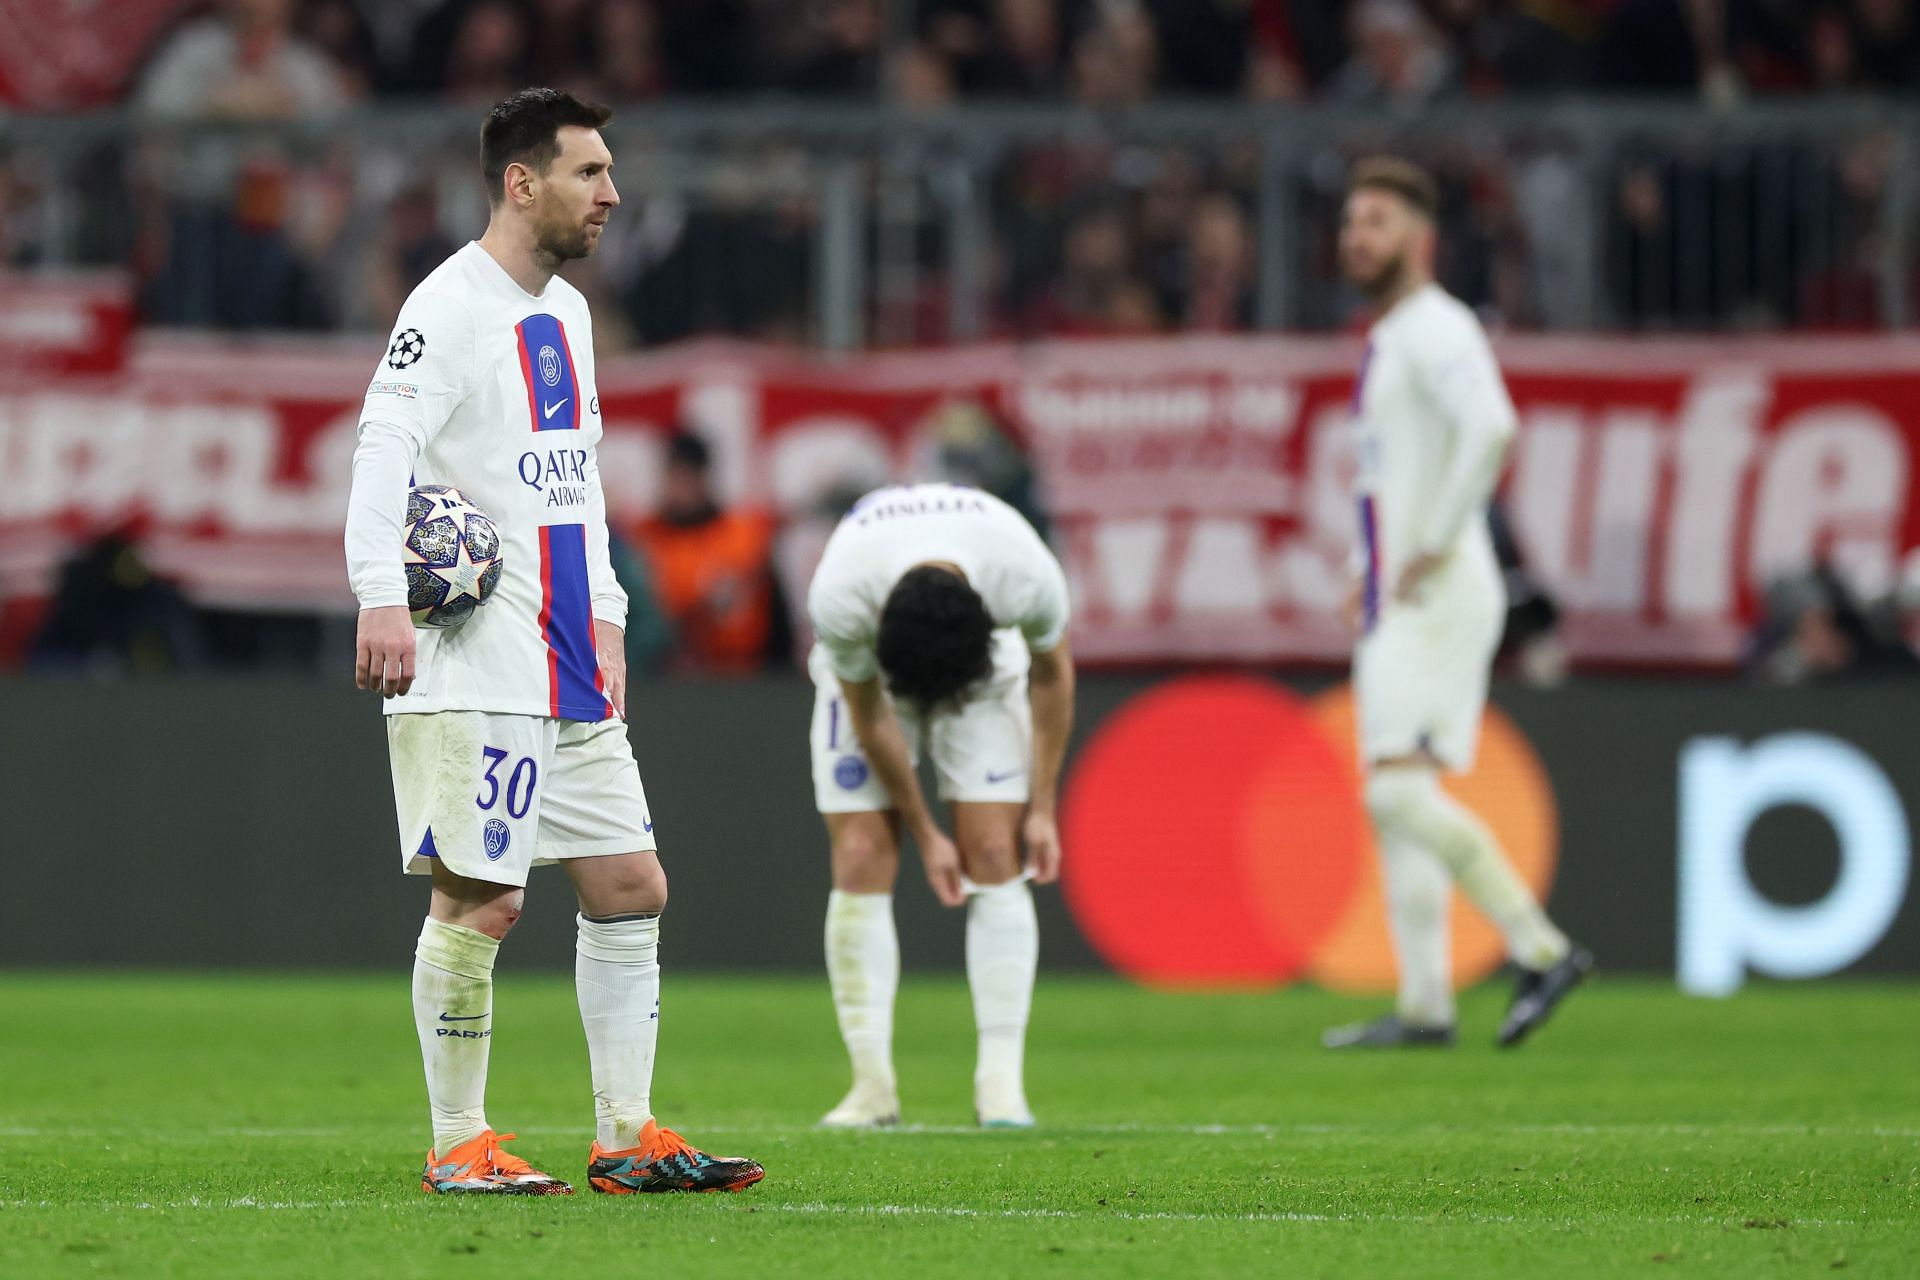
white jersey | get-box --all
[807,484,1070,685]
[1350,283,1515,633]
[344,242,625,721]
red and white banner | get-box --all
[5,332,1920,667]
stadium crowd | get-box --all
[0,0,1912,340]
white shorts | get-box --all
[388,710,655,887]
[1354,587,1503,772]
[808,640,1033,813]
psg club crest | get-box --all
[403,485,504,628]
[387,328,426,370]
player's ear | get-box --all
[504,161,536,208]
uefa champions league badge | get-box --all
[483,819,511,861]
[387,328,425,370]
[834,756,869,790]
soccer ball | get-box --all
[403,485,504,628]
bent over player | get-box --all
[345,88,762,1193]
[1324,158,1591,1051]
[807,484,1074,1128]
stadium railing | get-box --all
[1,97,1914,345]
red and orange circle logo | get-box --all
[1061,675,1557,991]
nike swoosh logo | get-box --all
[438,1013,487,1022]
[542,398,569,420]
[985,769,1025,784]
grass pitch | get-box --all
[1,973,1914,1278]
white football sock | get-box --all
[413,917,499,1154]
[966,878,1038,1102]
[575,913,661,1151]
[824,890,898,1095]
[1367,767,1571,972]
[1376,831,1456,1027]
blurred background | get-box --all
[1,0,1916,991]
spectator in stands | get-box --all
[439,0,533,102]
[1068,2,1159,107]
[139,0,347,122]
[588,0,670,100]
[1849,0,1920,88]
[135,0,344,329]
[1171,190,1256,331]
[1749,563,1919,683]
[1022,193,1159,335]
[632,432,793,674]
[28,527,202,676]
[296,0,380,101]
[1326,0,1457,104]
[785,0,885,95]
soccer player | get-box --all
[807,484,1074,1128]
[345,88,763,1194]
[1324,158,1592,1051]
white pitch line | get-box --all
[2,1122,1914,1140]
[0,1198,1872,1232]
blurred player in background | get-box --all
[344,88,762,1194]
[1325,158,1592,1051]
[807,484,1074,1128]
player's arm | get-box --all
[583,450,630,718]
[1399,319,1518,601]
[837,674,966,908]
[1023,635,1074,885]
[346,424,423,696]
[345,290,475,696]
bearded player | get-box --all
[807,484,1074,1128]
[345,88,762,1193]
[1323,158,1592,1051]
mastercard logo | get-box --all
[1060,675,1557,991]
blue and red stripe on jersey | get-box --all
[1352,341,1380,633]
[515,312,582,432]
[1358,495,1382,633]
[517,312,607,719]
[537,524,611,721]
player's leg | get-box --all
[564,848,668,1154]
[415,863,520,1156]
[950,801,1038,1127]
[935,666,1039,1127]
[545,719,762,1192]
[1328,623,1466,1049]
[390,711,570,1193]
[821,809,904,1127]
[810,655,910,1127]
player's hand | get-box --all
[1342,581,1365,632]
[1023,810,1062,885]
[1395,551,1446,604]
[917,828,967,908]
[355,605,416,698]
[595,619,627,719]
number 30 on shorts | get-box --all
[477,746,538,819]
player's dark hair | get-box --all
[876,566,995,712]
[1347,156,1439,222]
[481,88,613,207]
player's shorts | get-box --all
[1354,582,1504,772]
[808,637,1033,814]
[388,710,655,887]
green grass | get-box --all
[1,973,1914,1278]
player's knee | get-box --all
[831,822,898,891]
[591,857,668,915]
[1365,767,1436,834]
[468,890,524,940]
[960,832,1021,885]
